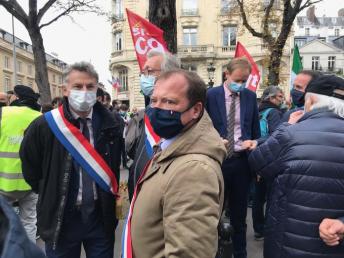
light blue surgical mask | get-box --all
[140,74,155,97]
[229,82,245,93]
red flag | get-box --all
[234,42,261,92]
[126,9,169,71]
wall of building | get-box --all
[0,30,66,98]
[110,0,292,109]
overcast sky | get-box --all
[0,0,340,93]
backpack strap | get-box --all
[260,108,273,120]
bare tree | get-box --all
[236,0,322,85]
[0,0,102,104]
[148,0,177,54]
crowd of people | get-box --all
[0,52,343,258]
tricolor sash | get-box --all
[121,159,152,258]
[144,114,160,158]
[44,106,118,195]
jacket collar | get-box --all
[298,108,341,123]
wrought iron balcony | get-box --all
[181,8,199,16]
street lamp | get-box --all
[207,62,216,88]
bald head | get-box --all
[0,92,7,106]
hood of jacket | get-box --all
[156,110,227,166]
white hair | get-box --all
[305,92,344,118]
[146,50,180,71]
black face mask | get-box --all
[0,102,6,107]
[290,89,305,107]
[145,106,192,139]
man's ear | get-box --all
[192,102,203,119]
[62,85,68,97]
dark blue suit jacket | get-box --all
[206,85,260,141]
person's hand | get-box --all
[242,140,257,151]
[222,139,229,149]
[288,110,304,124]
[257,175,262,182]
[319,218,344,246]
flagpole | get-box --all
[12,14,17,89]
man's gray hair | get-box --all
[305,92,344,118]
[146,50,180,71]
[261,86,283,101]
[63,61,99,83]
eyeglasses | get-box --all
[140,68,161,76]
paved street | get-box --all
[38,167,264,258]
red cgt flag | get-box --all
[234,42,261,92]
[126,9,169,71]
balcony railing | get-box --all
[220,45,236,52]
[181,8,199,16]
[111,50,123,58]
[220,2,239,15]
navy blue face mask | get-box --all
[145,106,191,139]
[290,89,305,107]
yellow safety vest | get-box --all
[0,106,41,192]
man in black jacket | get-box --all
[20,62,122,258]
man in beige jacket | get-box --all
[130,69,227,258]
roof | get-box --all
[297,16,344,27]
[299,38,344,52]
[0,28,67,68]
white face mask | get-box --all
[68,90,96,112]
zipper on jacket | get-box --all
[52,153,72,250]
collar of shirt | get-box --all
[223,83,240,100]
[160,135,178,151]
[70,108,93,121]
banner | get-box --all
[234,42,261,92]
[126,9,169,70]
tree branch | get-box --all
[262,0,275,41]
[299,0,323,12]
[37,0,57,24]
[236,0,264,38]
[39,6,74,29]
[0,0,28,27]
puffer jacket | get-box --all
[0,195,46,258]
[249,109,344,258]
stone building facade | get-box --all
[110,0,292,108]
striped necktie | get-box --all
[226,93,237,158]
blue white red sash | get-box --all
[122,159,152,258]
[144,114,160,158]
[44,106,118,195]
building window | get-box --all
[28,64,33,75]
[328,56,336,71]
[59,75,63,84]
[182,0,198,15]
[223,25,237,46]
[114,0,123,19]
[118,68,128,92]
[295,38,306,48]
[305,28,310,36]
[221,0,237,13]
[183,27,197,45]
[114,32,122,51]
[53,74,56,83]
[182,64,197,72]
[335,28,340,36]
[17,61,22,73]
[4,76,11,90]
[4,56,10,69]
[312,56,320,70]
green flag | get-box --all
[290,44,303,88]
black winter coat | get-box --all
[19,100,122,248]
[249,109,344,258]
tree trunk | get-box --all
[148,0,177,54]
[267,21,293,86]
[28,26,51,104]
